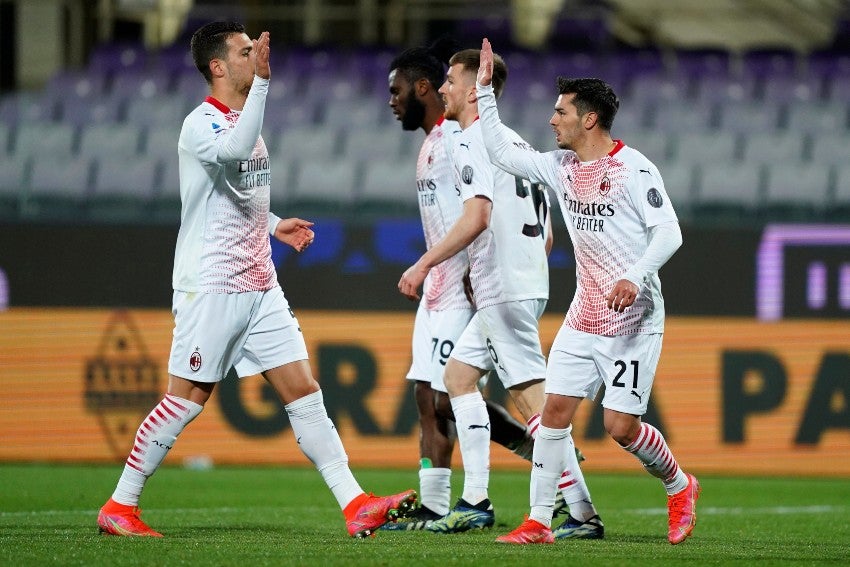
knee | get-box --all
[605,417,640,446]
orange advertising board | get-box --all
[0,308,847,476]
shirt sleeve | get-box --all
[628,159,679,228]
[621,221,682,286]
[188,76,269,166]
[476,82,564,190]
[267,211,281,235]
[454,127,495,203]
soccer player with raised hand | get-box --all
[476,38,700,545]
[96,21,416,540]
[383,41,545,531]
[398,45,600,539]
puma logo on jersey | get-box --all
[460,142,471,150]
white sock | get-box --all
[526,413,541,439]
[451,392,490,505]
[624,422,688,495]
[529,425,568,527]
[285,390,363,509]
[112,394,203,506]
[420,467,451,515]
[558,430,597,522]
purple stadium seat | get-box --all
[88,43,147,75]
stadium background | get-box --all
[0,0,848,477]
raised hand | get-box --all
[477,37,494,86]
[253,31,270,79]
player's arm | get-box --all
[216,32,271,163]
[269,212,315,253]
[476,38,560,189]
[545,213,554,256]
[398,196,490,301]
[606,221,682,312]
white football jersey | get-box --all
[417,117,470,311]
[173,79,276,293]
[448,119,550,310]
[477,83,678,335]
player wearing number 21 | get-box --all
[475,38,700,545]
[398,48,563,532]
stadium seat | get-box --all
[647,100,715,133]
[142,126,181,160]
[271,125,341,162]
[807,132,850,166]
[672,131,740,164]
[11,122,76,160]
[23,155,93,219]
[716,100,782,132]
[78,123,141,161]
[125,94,188,127]
[656,161,697,213]
[832,164,850,215]
[152,156,181,223]
[58,96,123,127]
[696,162,764,215]
[0,92,59,126]
[742,131,806,164]
[343,124,410,163]
[763,162,832,217]
[288,157,359,214]
[785,102,850,134]
[320,96,385,128]
[0,123,9,155]
[0,155,29,219]
[89,156,162,221]
[620,130,671,163]
[358,159,418,214]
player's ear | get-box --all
[583,111,598,131]
[209,58,225,80]
[414,78,431,97]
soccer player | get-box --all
[383,43,538,530]
[398,48,600,537]
[475,38,700,545]
[96,21,416,539]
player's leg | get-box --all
[408,306,457,520]
[249,288,415,537]
[99,291,249,537]
[499,323,603,543]
[428,328,495,533]
[601,333,700,544]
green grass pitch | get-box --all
[1,464,848,565]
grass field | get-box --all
[1,464,848,566]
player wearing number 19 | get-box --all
[475,38,700,545]
[399,48,585,536]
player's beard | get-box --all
[402,88,426,131]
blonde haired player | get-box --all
[399,47,600,536]
[96,21,416,539]
[476,38,700,545]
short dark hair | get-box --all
[448,49,508,99]
[388,37,458,90]
[556,77,619,131]
[191,21,245,84]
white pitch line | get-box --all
[0,505,843,519]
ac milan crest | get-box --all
[599,175,611,196]
[190,349,202,371]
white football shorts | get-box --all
[406,303,474,393]
[168,286,308,382]
[450,298,547,389]
[545,324,663,415]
